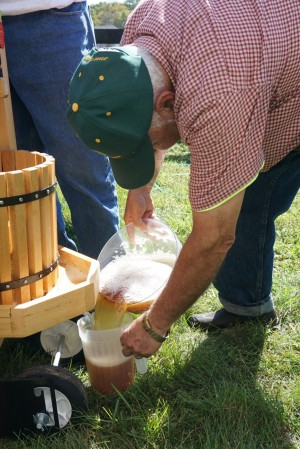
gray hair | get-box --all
[137,47,175,129]
[137,47,165,97]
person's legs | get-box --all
[3,2,119,259]
[188,147,300,329]
[9,83,78,251]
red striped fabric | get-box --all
[121,0,300,210]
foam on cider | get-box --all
[93,254,175,326]
[99,254,173,304]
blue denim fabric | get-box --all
[214,146,300,316]
[3,2,119,259]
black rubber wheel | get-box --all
[16,365,88,429]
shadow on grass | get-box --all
[90,324,296,449]
[0,326,296,449]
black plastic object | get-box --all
[0,365,87,436]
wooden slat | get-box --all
[47,157,58,285]
[16,150,33,170]
[27,151,37,167]
[58,246,93,273]
[31,151,45,166]
[0,305,14,337]
[10,282,95,337]
[24,167,44,299]
[0,47,17,151]
[0,172,13,305]
[1,150,16,171]
[0,76,8,99]
[39,163,55,291]
[7,170,30,303]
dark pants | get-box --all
[214,146,300,316]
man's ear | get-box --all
[154,90,175,119]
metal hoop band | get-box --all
[0,181,57,207]
[0,257,59,292]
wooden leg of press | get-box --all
[0,45,17,150]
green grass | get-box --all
[1,144,299,449]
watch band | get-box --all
[142,311,170,343]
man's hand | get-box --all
[124,149,168,226]
[124,187,156,226]
[120,314,163,358]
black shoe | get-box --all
[187,308,278,331]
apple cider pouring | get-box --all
[78,219,181,395]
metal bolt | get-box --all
[6,284,10,289]
[33,413,51,431]
[19,197,24,203]
[0,200,4,205]
[47,189,50,195]
[35,193,39,199]
[24,280,28,285]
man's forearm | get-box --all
[120,193,244,358]
[148,229,230,334]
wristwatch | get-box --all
[142,311,170,343]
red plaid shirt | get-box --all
[121,0,300,211]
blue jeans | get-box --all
[214,147,300,316]
[3,2,119,259]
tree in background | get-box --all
[124,0,140,9]
[91,1,140,28]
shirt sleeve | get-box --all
[121,0,155,46]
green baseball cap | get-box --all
[67,45,154,190]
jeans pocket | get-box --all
[50,1,85,16]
